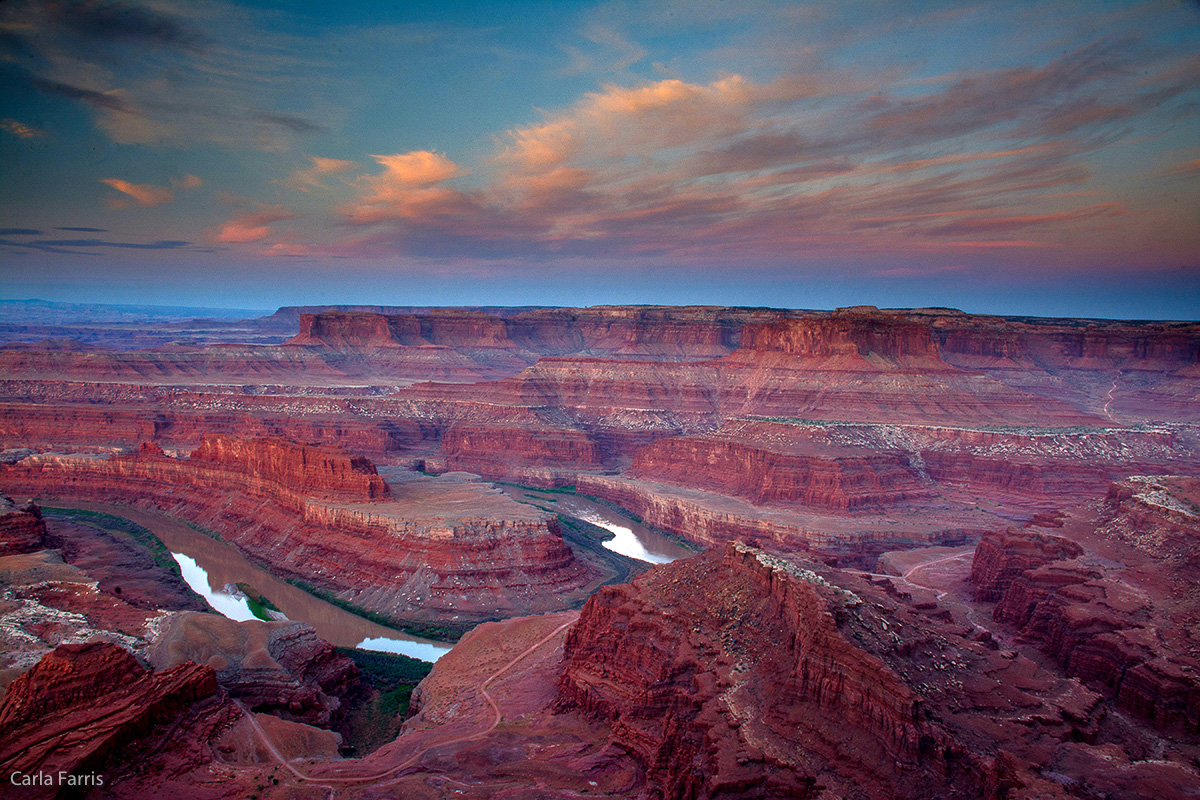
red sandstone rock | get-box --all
[970,528,1084,601]
[0,495,46,555]
[971,479,1200,732]
[0,642,219,799]
[556,541,1129,798]
[628,421,934,511]
[189,434,390,501]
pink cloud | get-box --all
[100,175,202,208]
[341,151,470,224]
[2,119,46,139]
[211,205,296,243]
[99,178,175,208]
[281,156,357,193]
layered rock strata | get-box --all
[557,541,1196,799]
[0,495,45,555]
[0,642,222,799]
[970,477,1200,731]
[145,612,357,727]
[0,437,602,623]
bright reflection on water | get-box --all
[171,550,450,662]
[172,551,258,622]
[356,636,451,662]
[575,510,677,564]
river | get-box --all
[61,490,692,662]
[500,487,695,563]
[59,502,452,662]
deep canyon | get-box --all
[1,302,1197,799]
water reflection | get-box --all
[501,488,695,564]
[172,552,258,622]
[573,511,676,564]
[355,636,452,662]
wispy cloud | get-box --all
[1,0,340,150]
[325,9,1198,268]
[1,119,47,139]
[99,175,202,208]
[211,205,296,243]
[1,236,191,255]
[279,156,357,193]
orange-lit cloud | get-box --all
[211,206,296,243]
[99,178,176,208]
[2,119,46,139]
[501,76,765,172]
[99,175,203,208]
[281,156,357,192]
[342,151,470,224]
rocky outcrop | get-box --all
[0,495,45,554]
[556,541,1121,799]
[736,307,950,369]
[971,479,1200,731]
[574,474,978,562]
[439,421,603,473]
[970,528,1084,601]
[0,642,220,798]
[923,450,1112,497]
[145,613,357,727]
[558,543,937,798]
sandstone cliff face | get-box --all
[0,495,45,555]
[736,308,949,369]
[936,317,1200,371]
[286,306,758,362]
[573,474,976,562]
[0,642,221,798]
[558,543,933,798]
[190,434,390,501]
[439,422,603,473]
[628,422,933,511]
[556,541,1121,799]
[970,527,1084,601]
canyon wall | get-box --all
[970,478,1200,731]
[556,540,1142,799]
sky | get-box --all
[1,0,1198,318]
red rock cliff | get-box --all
[189,434,390,501]
[0,642,219,798]
[558,543,966,798]
[0,443,603,625]
[0,495,46,555]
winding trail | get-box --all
[236,616,577,789]
[1103,372,1121,421]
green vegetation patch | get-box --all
[336,647,434,750]
[236,583,280,622]
[338,646,432,686]
[284,577,470,642]
[42,507,182,577]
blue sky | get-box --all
[1,0,1198,317]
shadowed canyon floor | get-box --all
[0,304,1197,798]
